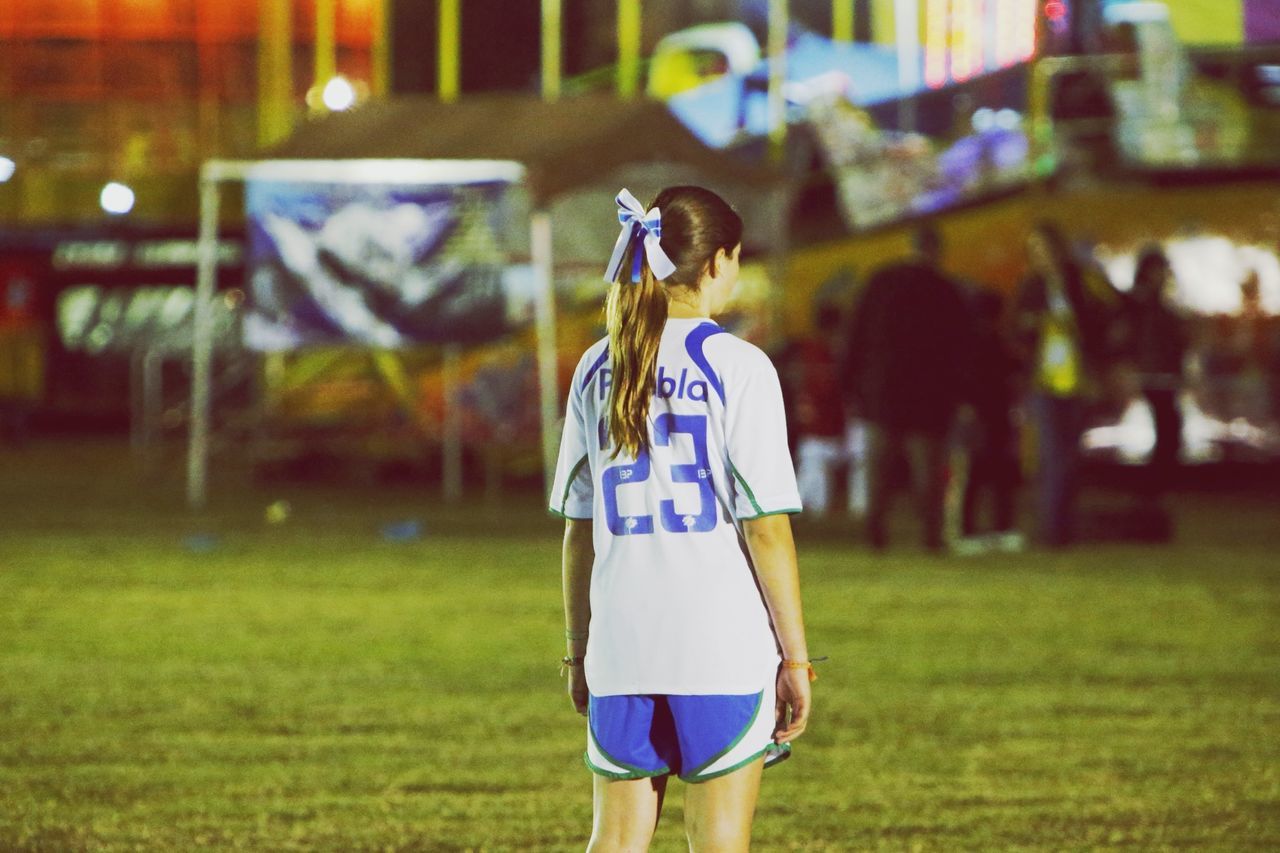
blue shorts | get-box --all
[585,682,791,783]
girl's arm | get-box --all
[562,518,594,715]
[742,513,812,744]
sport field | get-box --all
[1,442,1278,851]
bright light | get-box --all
[995,0,1012,66]
[995,108,1021,129]
[1096,236,1280,315]
[995,0,1022,66]
[1016,0,1039,60]
[322,76,357,111]
[925,0,950,88]
[951,0,985,82]
[100,182,135,215]
[970,0,988,76]
[0,156,14,183]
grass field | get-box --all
[1,441,1278,851]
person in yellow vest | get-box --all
[1013,222,1117,547]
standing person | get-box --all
[1013,221,1112,547]
[777,302,846,517]
[1237,271,1276,427]
[1125,245,1188,503]
[841,223,972,551]
[960,286,1022,544]
[552,187,814,852]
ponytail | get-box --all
[600,186,742,461]
[605,246,667,459]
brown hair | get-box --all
[1133,243,1170,296]
[605,186,743,458]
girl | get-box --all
[551,186,813,851]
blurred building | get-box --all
[1161,0,1270,46]
[5,0,1266,229]
[0,0,1272,434]
[0,0,378,426]
[0,0,377,226]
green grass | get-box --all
[1,441,1278,850]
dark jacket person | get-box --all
[840,224,972,550]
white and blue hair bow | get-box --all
[603,188,677,284]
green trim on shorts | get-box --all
[683,746,768,783]
[678,690,763,780]
[583,752,668,781]
[764,741,793,768]
[684,742,791,784]
[585,725,670,781]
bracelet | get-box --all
[781,658,819,683]
[564,629,588,641]
[560,655,584,677]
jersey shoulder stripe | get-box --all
[688,324,780,399]
[683,322,728,404]
[582,346,610,391]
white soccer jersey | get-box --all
[550,317,802,696]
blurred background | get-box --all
[2,5,1279,847]
[0,0,1277,508]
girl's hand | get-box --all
[568,666,589,716]
[773,665,812,744]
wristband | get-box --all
[781,658,819,683]
[560,655,584,677]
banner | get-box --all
[244,180,530,351]
[809,96,1031,231]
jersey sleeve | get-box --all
[549,354,595,519]
[725,349,802,519]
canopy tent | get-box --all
[188,94,788,508]
[261,93,780,204]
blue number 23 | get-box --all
[602,413,717,536]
